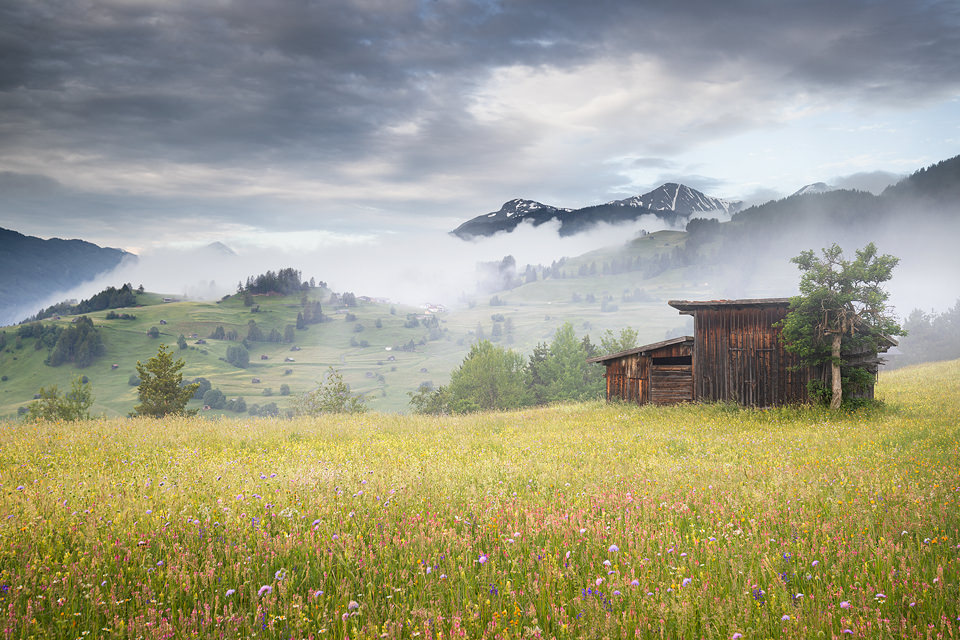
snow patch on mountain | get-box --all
[606,183,741,216]
[791,182,834,197]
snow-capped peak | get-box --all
[791,182,834,197]
[606,183,742,215]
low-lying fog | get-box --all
[17,208,960,325]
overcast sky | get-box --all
[1,0,959,254]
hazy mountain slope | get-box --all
[0,227,132,325]
[881,155,960,205]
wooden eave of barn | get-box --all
[589,336,694,405]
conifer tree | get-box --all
[779,242,903,409]
[133,344,199,416]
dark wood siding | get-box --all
[649,365,694,403]
[599,340,693,405]
[603,354,647,403]
[689,304,811,406]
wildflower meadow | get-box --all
[1,360,958,639]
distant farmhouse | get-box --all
[588,298,894,407]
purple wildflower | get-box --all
[258,585,272,597]
[608,544,619,552]
[225,589,236,597]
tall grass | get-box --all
[1,360,958,639]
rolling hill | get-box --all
[0,231,705,419]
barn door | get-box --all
[728,345,775,406]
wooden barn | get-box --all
[587,336,695,405]
[590,298,891,407]
[668,298,811,406]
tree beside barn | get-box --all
[778,242,903,409]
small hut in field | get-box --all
[587,336,694,405]
[589,298,892,407]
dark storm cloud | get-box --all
[0,0,958,238]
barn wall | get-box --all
[691,305,811,406]
[602,342,693,405]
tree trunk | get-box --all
[830,331,843,410]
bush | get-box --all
[202,388,226,410]
[26,376,94,422]
[295,367,366,415]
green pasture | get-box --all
[0,359,957,639]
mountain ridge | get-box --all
[0,227,133,326]
[452,183,742,239]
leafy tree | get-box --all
[408,382,451,415]
[189,377,212,399]
[177,334,188,350]
[444,341,529,413]
[225,344,249,368]
[284,325,295,343]
[280,384,291,396]
[526,323,604,404]
[210,325,226,340]
[147,326,160,339]
[779,243,904,409]
[600,326,639,354]
[132,344,199,417]
[294,367,366,415]
[296,312,306,330]
[226,396,247,413]
[892,300,960,368]
[202,388,226,409]
[27,376,94,421]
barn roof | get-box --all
[668,298,898,348]
[587,335,694,364]
[668,298,791,313]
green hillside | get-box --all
[0,231,714,418]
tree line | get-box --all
[16,316,105,368]
[408,324,637,414]
[238,268,325,296]
[28,283,141,322]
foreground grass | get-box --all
[1,361,958,639]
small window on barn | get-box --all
[652,355,692,365]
